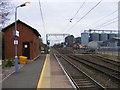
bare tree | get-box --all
[0,0,13,30]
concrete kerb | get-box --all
[32,54,41,61]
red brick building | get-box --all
[2,20,41,60]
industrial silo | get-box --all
[90,33,99,41]
[115,33,118,37]
[100,33,108,41]
[108,33,116,39]
[81,32,89,45]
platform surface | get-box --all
[2,51,73,89]
[2,54,46,88]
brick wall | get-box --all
[3,22,41,59]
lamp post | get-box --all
[14,2,30,72]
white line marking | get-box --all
[1,65,24,82]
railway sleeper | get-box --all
[59,54,107,89]
[78,84,96,88]
[69,55,120,81]
[74,80,91,83]
[72,76,85,79]
[77,82,93,85]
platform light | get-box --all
[20,2,30,7]
[14,2,30,73]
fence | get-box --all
[97,47,119,57]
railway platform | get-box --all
[2,51,73,89]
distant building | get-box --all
[2,20,41,60]
[88,41,103,49]
[65,35,75,47]
[75,37,81,44]
[102,37,120,48]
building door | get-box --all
[22,42,30,59]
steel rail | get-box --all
[54,54,79,89]
[54,52,107,90]
[90,55,120,67]
[68,55,120,81]
[73,55,120,73]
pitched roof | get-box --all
[2,20,41,37]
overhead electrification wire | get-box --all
[69,0,87,23]
[38,0,46,34]
[65,0,103,33]
[62,0,87,32]
[82,9,117,30]
[97,19,118,29]
[93,16,118,29]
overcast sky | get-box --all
[10,0,119,44]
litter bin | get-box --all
[19,56,27,64]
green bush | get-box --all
[5,59,14,67]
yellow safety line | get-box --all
[37,54,49,89]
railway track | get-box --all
[67,55,120,81]
[89,55,120,67]
[75,54,119,71]
[54,51,106,89]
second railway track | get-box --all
[53,51,106,89]
[67,55,120,81]
[89,55,120,67]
